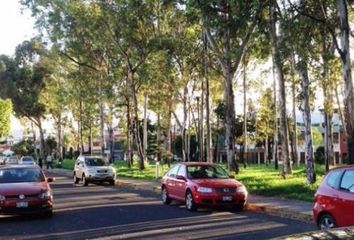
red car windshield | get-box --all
[0,168,45,183]
[187,165,229,179]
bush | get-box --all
[11,140,35,156]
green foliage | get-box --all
[255,88,275,142]
[0,39,48,124]
[311,127,323,147]
[11,140,35,156]
[45,137,57,155]
[60,158,75,169]
[0,99,12,138]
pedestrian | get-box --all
[46,154,53,170]
[38,157,43,169]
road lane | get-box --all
[0,173,316,240]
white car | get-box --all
[19,156,36,165]
[73,155,116,186]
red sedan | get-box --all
[161,162,248,211]
[313,165,354,229]
[0,165,54,217]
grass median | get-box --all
[61,158,328,202]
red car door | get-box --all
[165,165,180,198]
[174,165,187,200]
[337,169,354,226]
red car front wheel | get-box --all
[185,191,197,211]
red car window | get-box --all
[327,170,343,189]
[177,165,186,177]
[0,168,45,183]
[187,165,229,179]
[340,170,354,193]
[167,164,179,178]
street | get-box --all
[0,173,316,240]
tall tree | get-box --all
[255,88,275,165]
[190,0,264,173]
[269,0,291,175]
[0,39,49,159]
[0,98,12,138]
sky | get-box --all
[0,1,37,56]
[1,1,37,139]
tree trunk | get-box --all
[56,115,63,161]
[200,80,204,162]
[337,0,354,164]
[143,92,148,162]
[167,98,173,167]
[204,32,213,163]
[290,53,298,166]
[298,61,316,184]
[270,0,291,175]
[243,56,248,168]
[36,119,45,160]
[157,113,161,163]
[88,120,92,155]
[224,61,238,173]
[126,98,132,168]
[99,75,105,156]
[265,136,269,165]
[324,112,333,171]
[183,86,188,161]
[79,99,84,154]
[130,70,144,170]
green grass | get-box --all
[60,158,330,202]
[236,164,325,202]
[61,159,75,169]
[115,161,170,180]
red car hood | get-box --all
[0,182,49,196]
[192,178,243,188]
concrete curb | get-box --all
[51,168,313,223]
[245,203,312,223]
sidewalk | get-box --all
[51,168,313,223]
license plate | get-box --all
[16,202,28,208]
[222,196,232,201]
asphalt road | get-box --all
[0,173,316,240]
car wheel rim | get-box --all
[320,217,334,229]
[186,193,192,209]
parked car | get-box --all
[0,164,54,217]
[6,156,18,164]
[161,162,248,211]
[73,155,116,186]
[313,165,354,229]
[19,156,36,165]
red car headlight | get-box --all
[0,195,5,201]
[197,187,213,193]
[236,186,248,194]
